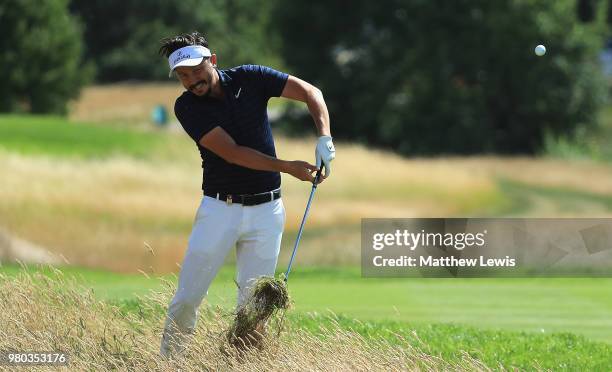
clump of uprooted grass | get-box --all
[227,276,289,349]
[0,265,491,371]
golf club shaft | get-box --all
[284,165,324,282]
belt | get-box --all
[204,188,281,206]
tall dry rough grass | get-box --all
[0,266,491,371]
[0,144,497,273]
[3,128,611,272]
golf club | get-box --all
[284,164,324,283]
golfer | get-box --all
[158,31,335,357]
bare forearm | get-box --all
[227,145,289,173]
[198,125,317,182]
[280,76,331,137]
[306,88,331,137]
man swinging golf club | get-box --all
[158,31,335,358]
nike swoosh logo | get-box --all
[234,87,242,99]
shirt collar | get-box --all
[217,68,232,87]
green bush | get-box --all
[274,0,608,155]
[0,0,91,114]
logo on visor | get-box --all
[173,51,191,65]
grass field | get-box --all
[2,114,612,272]
[2,263,611,342]
[0,263,611,370]
[2,100,612,369]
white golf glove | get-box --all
[315,135,335,177]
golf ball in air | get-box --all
[535,44,546,56]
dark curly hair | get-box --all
[159,31,209,58]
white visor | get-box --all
[168,45,212,77]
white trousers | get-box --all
[160,195,286,357]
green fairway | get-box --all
[292,313,612,370]
[0,115,168,159]
[2,263,611,344]
[287,269,612,341]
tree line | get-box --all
[0,0,609,155]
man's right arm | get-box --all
[200,126,320,183]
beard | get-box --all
[189,80,209,96]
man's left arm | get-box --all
[280,76,335,178]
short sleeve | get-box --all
[174,96,218,143]
[247,65,289,99]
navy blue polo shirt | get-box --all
[174,64,289,195]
